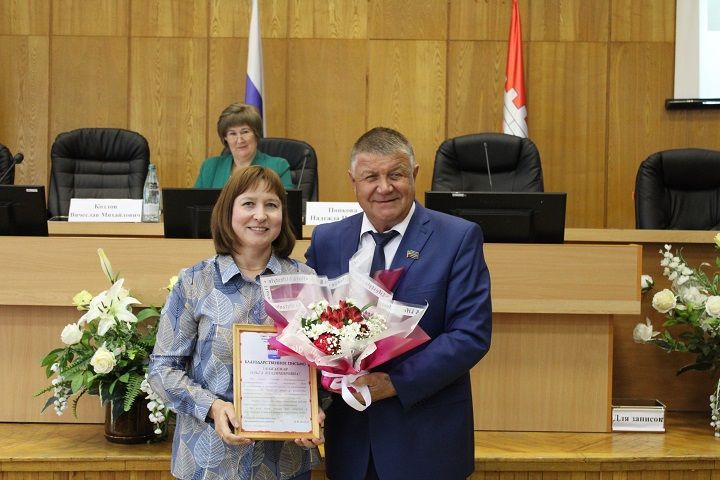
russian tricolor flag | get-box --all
[503,0,528,138]
[245,0,265,132]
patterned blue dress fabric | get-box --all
[148,254,319,480]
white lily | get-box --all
[78,278,140,334]
[97,248,117,283]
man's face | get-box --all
[349,152,419,232]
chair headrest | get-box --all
[51,128,149,163]
[440,133,529,173]
[653,148,720,190]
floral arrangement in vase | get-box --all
[36,248,174,439]
[633,234,720,436]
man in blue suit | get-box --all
[305,127,492,480]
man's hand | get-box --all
[208,399,252,446]
[352,372,397,403]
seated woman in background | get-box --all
[149,166,322,480]
[194,103,294,189]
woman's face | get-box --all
[231,181,282,252]
[225,124,258,165]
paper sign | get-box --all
[305,201,362,225]
[68,198,142,222]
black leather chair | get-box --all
[48,128,150,218]
[432,133,544,192]
[0,144,14,185]
[259,137,318,202]
[635,148,720,229]
[223,137,319,202]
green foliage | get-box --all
[35,248,175,435]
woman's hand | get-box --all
[209,399,252,446]
[294,408,325,449]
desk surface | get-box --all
[1,413,717,473]
[47,221,317,239]
[46,223,719,245]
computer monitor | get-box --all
[0,185,49,236]
[163,188,303,239]
[424,191,567,243]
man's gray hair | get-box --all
[350,127,416,173]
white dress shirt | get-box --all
[358,203,416,274]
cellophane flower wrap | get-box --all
[260,248,430,411]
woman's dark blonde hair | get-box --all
[217,103,263,148]
[211,166,295,258]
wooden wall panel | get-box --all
[0,0,49,35]
[0,35,49,186]
[49,37,129,141]
[446,40,506,137]
[210,0,288,38]
[130,0,208,38]
[611,0,675,42]
[449,0,518,41]
[288,0,315,38]
[298,0,367,39]
[368,0,447,40]
[52,0,129,36]
[529,42,608,228]
[287,39,367,201]
[1,0,719,225]
[528,0,609,42]
[129,38,208,189]
[368,40,446,197]
[607,43,678,229]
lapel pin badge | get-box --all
[406,250,420,260]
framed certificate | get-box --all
[232,324,320,440]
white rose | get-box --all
[706,296,720,318]
[680,286,707,307]
[640,274,654,292]
[652,289,677,313]
[633,319,658,343]
[60,323,83,345]
[90,345,116,374]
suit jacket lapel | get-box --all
[390,203,432,281]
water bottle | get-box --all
[142,164,161,222]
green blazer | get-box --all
[193,151,294,189]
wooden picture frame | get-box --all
[232,324,320,440]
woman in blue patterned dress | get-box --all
[148,166,323,480]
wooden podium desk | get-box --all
[0,226,640,433]
[565,228,719,415]
[1,413,716,480]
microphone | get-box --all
[0,153,24,185]
[483,142,493,192]
[295,154,308,194]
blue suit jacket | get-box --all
[305,203,492,480]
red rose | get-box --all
[313,333,339,355]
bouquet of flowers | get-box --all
[633,234,720,436]
[36,248,173,437]
[260,248,429,411]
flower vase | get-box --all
[711,377,720,438]
[104,398,155,444]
